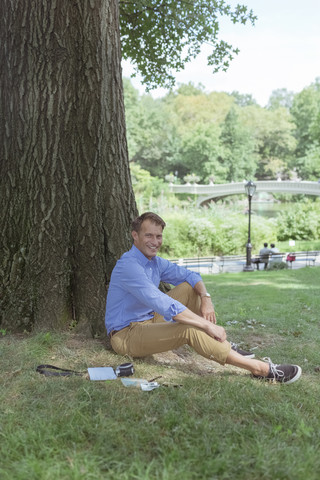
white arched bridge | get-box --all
[169,180,320,206]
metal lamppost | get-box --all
[243,180,256,272]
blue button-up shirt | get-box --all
[105,245,202,334]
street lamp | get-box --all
[243,180,256,272]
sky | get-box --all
[121,0,320,107]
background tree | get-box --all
[129,95,181,178]
[297,146,320,180]
[267,88,294,111]
[290,81,320,157]
[230,91,257,107]
[175,82,206,97]
[171,90,235,127]
[123,80,304,184]
[179,122,223,182]
[218,107,258,182]
[164,90,235,181]
[290,79,320,179]
[240,105,297,180]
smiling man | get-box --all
[105,212,301,384]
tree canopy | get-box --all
[120,0,257,89]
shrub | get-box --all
[159,208,279,258]
[160,214,192,258]
[187,218,216,255]
[268,261,288,270]
[276,201,320,240]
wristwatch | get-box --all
[201,292,211,298]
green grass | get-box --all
[1,268,320,479]
[277,239,320,252]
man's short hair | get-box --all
[131,212,166,233]
[270,243,275,248]
[264,242,268,247]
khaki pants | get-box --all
[111,282,231,365]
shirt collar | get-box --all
[131,244,157,266]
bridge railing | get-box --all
[169,181,320,205]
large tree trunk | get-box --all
[0,0,137,335]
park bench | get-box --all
[251,253,286,270]
[218,255,247,273]
[171,256,220,274]
[251,256,264,269]
[286,251,320,268]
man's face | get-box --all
[132,219,163,260]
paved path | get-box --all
[172,254,320,275]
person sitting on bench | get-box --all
[259,242,271,270]
[269,243,282,264]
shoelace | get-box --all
[262,357,284,380]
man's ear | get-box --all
[132,230,138,242]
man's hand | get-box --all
[205,322,227,343]
[174,307,226,343]
[200,296,216,324]
[193,281,216,323]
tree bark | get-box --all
[0,0,137,335]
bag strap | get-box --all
[36,364,85,377]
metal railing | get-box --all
[169,251,320,274]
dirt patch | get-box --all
[1,332,255,381]
[144,346,225,376]
[243,332,288,354]
[63,334,223,376]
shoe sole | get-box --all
[231,347,255,359]
[243,353,255,359]
[283,365,302,384]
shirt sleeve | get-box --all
[117,258,187,321]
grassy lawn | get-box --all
[1,267,319,480]
[277,239,320,252]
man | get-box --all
[269,243,282,265]
[105,212,301,384]
[259,242,271,270]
